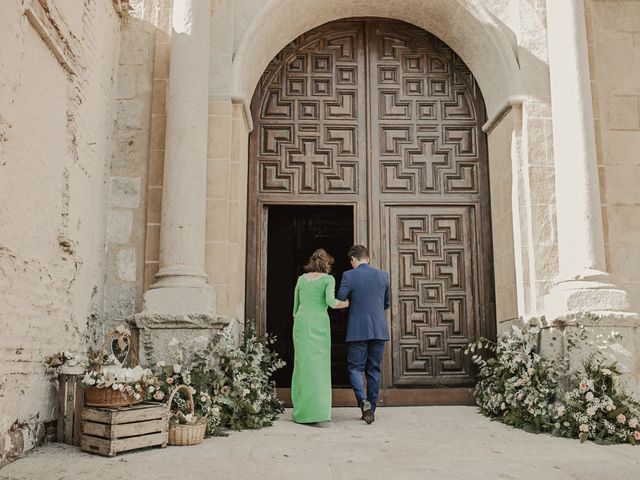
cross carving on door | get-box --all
[289,140,329,191]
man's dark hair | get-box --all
[347,244,369,261]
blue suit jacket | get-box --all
[337,264,390,342]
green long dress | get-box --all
[291,273,337,423]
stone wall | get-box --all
[588,0,640,312]
[104,1,157,323]
[487,109,519,328]
[204,101,249,320]
[0,0,121,465]
[140,0,251,322]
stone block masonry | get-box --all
[103,0,157,325]
[0,0,122,466]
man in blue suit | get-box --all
[337,245,390,424]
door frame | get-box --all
[248,199,363,338]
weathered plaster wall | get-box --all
[588,0,640,312]
[0,0,121,465]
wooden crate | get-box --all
[80,402,168,457]
[57,373,84,446]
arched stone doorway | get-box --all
[246,19,495,405]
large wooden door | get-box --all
[247,19,495,403]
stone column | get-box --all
[143,0,214,315]
[544,0,631,319]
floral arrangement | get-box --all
[44,351,82,378]
[553,354,640,444]
[150,323,285,436]
[208,323,285,431]
[468,325,561,432]
[80,325,157,404]
[468,323,640,445]
[149,357,223,436]
[82,364,155,403]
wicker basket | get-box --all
[85,386,143,408]
[84,330,143,408]
[167,385,206,446]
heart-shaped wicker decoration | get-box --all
[111,335,130,366]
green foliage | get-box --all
[148,323,285,437]
[209,323,285,431]
[467,324,640,445]
[553,354,640,445]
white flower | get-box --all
[173,364,181,374]
[156,360,166,368]
[586,406,596,417]
[527,368,534,376]
[585,392,594,402]
[200,395,207,402]
[184,414,194,423]
[629,418,638,429]
[148,386,156,393]
[579,424,589,433]
[556,405,566,416]
[82,372,96,386]
[601,368,612,376]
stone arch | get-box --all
[231,0,523,119]
[216,0,529,329]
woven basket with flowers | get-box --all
[167,385,207,446]
[82,326,155,408]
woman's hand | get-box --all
[332,299,350,309]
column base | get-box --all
[544,269,631,320]
[539,312,640,400]
[130,312,240,367]
[143,284,216,315]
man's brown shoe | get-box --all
[361,400,375,424]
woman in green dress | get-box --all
[291,249,349,423]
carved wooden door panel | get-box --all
[387,206,480,385]
[250,21,366,199]
[366,22,494,388]
[247,21,369,330]
[248,19,495,397]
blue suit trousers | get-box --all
[347,340,386,412]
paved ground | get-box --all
[1,407,639,480]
